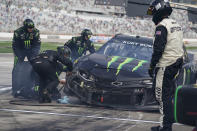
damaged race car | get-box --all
[65,34,196,110]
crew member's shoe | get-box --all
[38,97,45,103]
[38,96,51,103]
[151,126,172,131]
[38,90,51,103]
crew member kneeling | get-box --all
[30,46,73,103]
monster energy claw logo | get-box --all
[107,56,120,72]
[116,58,134,75]
[107,56,148,75]
[132,60,147,72]
[24,40,31,48]
[78,47,84,55]
[115,59,147,75]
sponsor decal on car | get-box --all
[122,41,153,48]
[116,58,134,75]
[107,56,120,72]
[107,56,148,75]
[132,60,148,72]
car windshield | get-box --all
[97,37,153,61]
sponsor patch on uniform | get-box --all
[156,31,161,35]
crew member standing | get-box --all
[147,0,184,131]
[64,29,95,61]
[12,19,41,66]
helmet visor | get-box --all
[27,23,34,29]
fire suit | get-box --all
[150,18,184,130]
[12,26,41,66]
[30,50,73,103]
[64,36,95,61]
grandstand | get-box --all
[0,0,196,39]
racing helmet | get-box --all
[57,46,71,58]
[23,19,34,29]
[147,0,172,25]
[81,29,93,40]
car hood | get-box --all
[77,53,150,81]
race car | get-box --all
[65,34,196,110]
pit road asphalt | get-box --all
[0,53,194,131]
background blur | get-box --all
[0,0,197,39]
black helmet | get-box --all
[23,19,34,29]
[147,0,172,25]
[81,29,93,39]
[57,46,71,58]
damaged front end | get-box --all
[66,69,157,110]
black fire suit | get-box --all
[30,50,73,103]
[12,26,41,66]
[149,18,184,130]
[64,36,95,61]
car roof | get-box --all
[112,34,153,46]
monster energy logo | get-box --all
[116,58,134,75]
[24,40,31,48]
[34,86,39,92]
[107,56,148,75]
[132,60,147,72]
[78,47,84,55]
[107,56,120,72]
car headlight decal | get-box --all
[79,71,95,82]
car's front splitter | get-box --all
[66,77,158,111]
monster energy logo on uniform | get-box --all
[34,86,39,92]
[107,56,148,75]
[24,40,31,48]
[78,47,84,55]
